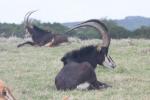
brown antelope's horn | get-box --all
[65,19,110,48]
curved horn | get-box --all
[24,11,32,27]
[24,10,38,28]
[65,19,110,47]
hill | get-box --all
[63,16,150,31]
[115,16,150,31]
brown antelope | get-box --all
[0,80,16,100]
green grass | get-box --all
[0,37,150,100]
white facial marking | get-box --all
[102,55,116,69]
[77,82,90,90]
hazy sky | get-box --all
[0,0,149,23]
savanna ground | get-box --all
[0,37,150,100]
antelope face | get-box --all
[0,87,6,100]
[0,87,15,100]
[102,55,116,69]
[0,80,15,100]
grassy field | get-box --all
[0,37,150,100]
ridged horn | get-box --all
[24,11,32,28]
[24,10,38,28]
[65,19,110,47]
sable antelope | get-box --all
[17,10,68,48]
[0,80,16,100]
[55,19,116,90]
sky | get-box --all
[0,0,150,24]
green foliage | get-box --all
[0,23,24,37]
[70,27,99,39]
[0,20,69,38]
[102,19,132,39]
[132,26,150,38]
[0,19,150,39]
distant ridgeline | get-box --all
[0,17,150,39]
[115,16,150,31]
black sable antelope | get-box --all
[17,11,68,48]
[55,19,116,90]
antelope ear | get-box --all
[0,80,5,91]
[61,57,67,65]
[61,56,66,62]
[2,87,7,96]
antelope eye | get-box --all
[2,91,6,96]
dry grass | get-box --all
[0,37,150,100]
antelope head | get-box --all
[0,80,16,100]
[65,19,116,69]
